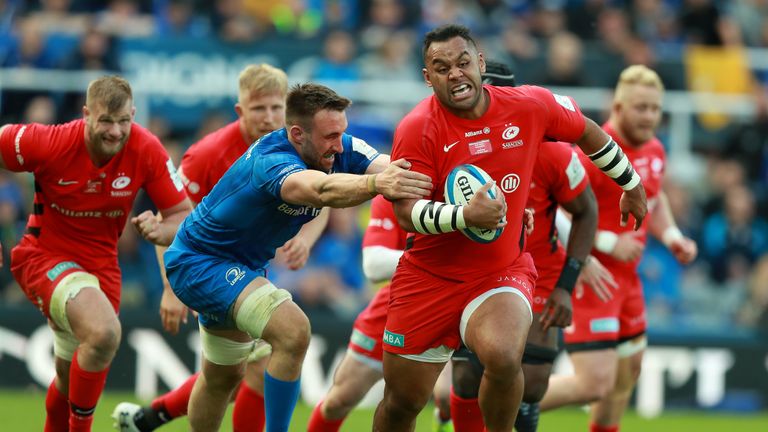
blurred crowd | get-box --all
[0,0,766,338]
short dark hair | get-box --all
[422,24,478,61]
[286,83,352,129]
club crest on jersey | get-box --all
[500,173,520,193]
[225,267,246,286]
[112,175,131,189]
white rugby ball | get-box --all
[444,164,504,243]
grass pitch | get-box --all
[1,390,766,431]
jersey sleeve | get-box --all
[545,142,589,204]
[141,135,188,210]
[0,123,57,172]
[340,134,380,174]
[254,152,306,199]
[391,112,437,197]
[525,86,586,143]
[363,195,406,249]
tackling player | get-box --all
[113,64,328,432]
[0,76,192,432]
[161,83,434,432]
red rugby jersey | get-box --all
[526,141,589,283]
[178,120,250,203]
[578,122,666,271]
[0,119,187,269]
[392,85,586,281]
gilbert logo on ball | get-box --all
[444,164,505,243]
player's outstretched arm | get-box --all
[280,158,432,208]
[575,118,647,230]
[132,198,193,246]
[648,191,698,264]
[392,182,507,234]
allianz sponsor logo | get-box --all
[277,203,323,217]
[50,202,124,218]
[225,266,246,286]
[464,127,490,138]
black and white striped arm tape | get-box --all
[410,200,467,234]
[588,138,642,191]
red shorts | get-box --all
[347,283,390,364]
[563,268,645,349]
[531,268,559,314]
[11,239,121,319]
[383,254,536,356]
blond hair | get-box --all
[86,75,132,113]
[238,64,288,101]
[614,65,664,103]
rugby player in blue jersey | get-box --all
[163,83,433,432]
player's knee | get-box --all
[383,386,430,418]
[272,308,310,356]
[205,364,246,391]
[83,319,121,359]
[581,370,614,401]
[477,344,522,380]
[522,377,549,403]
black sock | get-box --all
[132,406,173,432]
[515,401,540,432]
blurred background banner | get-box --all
[1,305,767,418]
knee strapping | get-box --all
[49,271,100,334]
[617,337,647,358]
[199,325,255,365]
[53,329,79,361]
[234,283,291,339]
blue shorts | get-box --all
[165,235,266,330]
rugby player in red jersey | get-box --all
[539,65,697,432]
[372,25,647,432]
[449,62,617,432]
[113,64,328,432]
[0,75,192,432]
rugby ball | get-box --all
[444,164,505,243]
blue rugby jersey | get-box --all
[176,128,380,268]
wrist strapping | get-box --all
[411,200,466,234]
[556,256,584,294]
[367,174,378,195]
[588,137,642,191]
[595,231,618,253]
[662,226,684,247]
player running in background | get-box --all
[113,64,328,432]
[538,65,698,432]
[162,83,433,432]
[449,61,617,432]
[373,25,647,432]
[0,75,192,432]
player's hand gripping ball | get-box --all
[444,164,505,243]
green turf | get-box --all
[1,390,766,431]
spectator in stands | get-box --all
[94,0,154,37]
[680,0,723,45]
[309,29,361,82]
[359,30,421,82]
[154,0,210,38]
[541,31,586,87]
[700,183,768,284]
[737,255,768,332]
[722,85,768,189]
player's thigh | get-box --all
[382,352,445,408]
[569,349,619,387]
[330,354,383,401]
[462,291,531,368]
